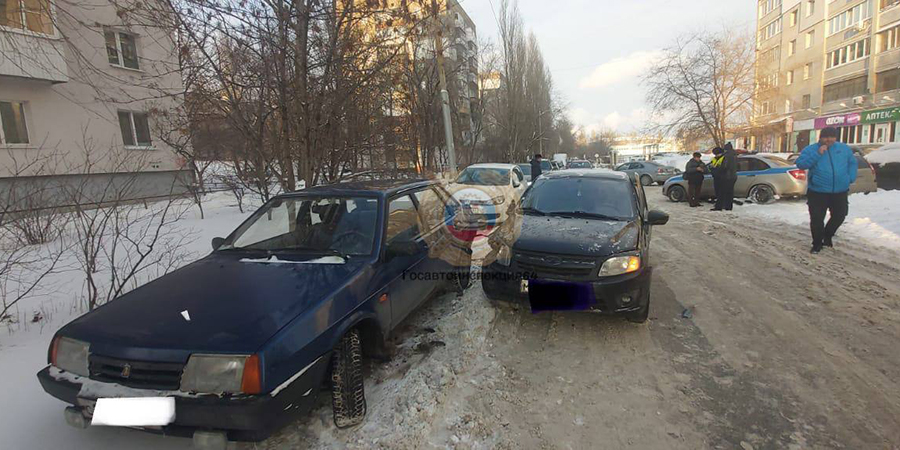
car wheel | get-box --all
[666,185,686,203]
[455,252,473,292]
[749,184,775,204]
[640,175,653,186]
[331,328,366,428]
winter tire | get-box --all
[331,328,366,428]
[667,185,686,203]
[749,184,775,205]
[640,175,653,186]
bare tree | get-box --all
[643,30,755,148]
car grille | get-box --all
[515,251,597,280]
[89,354,184,391]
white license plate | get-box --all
[91,397,175,427]
[520,279,529,293]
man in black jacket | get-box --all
[719,143,738,211]
[530,154,543,182]
[684,152,707,207]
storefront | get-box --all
[813,107,900,148]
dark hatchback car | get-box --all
[37,180,472,447]
[482,170,669,323]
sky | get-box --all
[461,0,757,135]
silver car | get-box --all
[785,152,877,194]
[615,161,680,186]
[662,155,807,204]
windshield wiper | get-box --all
[546,211,624,221]
[520,207,546,216]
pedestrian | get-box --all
[795,127,857,254]
[684,152,708,207]
[708,147,725,210]
[530,154,543,183]
[718,143,738,211]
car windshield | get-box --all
[517,164,532,176]
[521,177,636,220]
[456,167,510,186]
[221,196,379,256]
[541,161,552,170]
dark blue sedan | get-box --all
[37,179,472,446]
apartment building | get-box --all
[752,0,900,152]
[0,0,189,212]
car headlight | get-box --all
[492,195,506,205]
[599,255,641,277]
[495,245,512,266]
[50,336,90,377]
[180,354,261,394]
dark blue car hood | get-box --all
[512,215,639,257]
[61,253,368,360]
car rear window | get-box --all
[518,164,532,176]
[521,177,636,219]
[759,155,791,166]
[456,168,510,186]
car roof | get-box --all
[540,169,630,180]
[465,163,517,170]
[276,178,436,198]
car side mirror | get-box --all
[211,237,225,250]
[647,210,669,226]
[386,240,419,258]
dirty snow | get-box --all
[741,189,900,251]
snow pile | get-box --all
[742,189,900,251]
[865,145,900,165]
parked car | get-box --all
[662,154,807,204]
[37,180,472,447]
[516,163,533,183]
[481,169,669,323]
[566,159,593,169]
[550,160,562,170]
[615,160,680,186]
[786,151,877,194]
[449,163,528,229]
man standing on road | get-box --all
[795,127,857,254]
[684,152,708,207]
[530,154,543,183]
[709,147,725,210]
[718,143,738,211]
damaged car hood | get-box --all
[512,215,639,257]
[60,253,368,360]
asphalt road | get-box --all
[267,192,900,450]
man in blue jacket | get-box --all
[795,127,857,254]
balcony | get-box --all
[0,30,68,83]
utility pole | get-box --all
[431,0,457,176]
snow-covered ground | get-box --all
[0,192,253,450]
[742,189,900,252]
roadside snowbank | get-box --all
[742,189,900,251]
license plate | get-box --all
[91,397,175,427]
[528,280,594,312]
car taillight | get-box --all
[788,169,806,180]
[49,335,60,365]
[241,354,262,394]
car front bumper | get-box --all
[482,261,652,314]
[36,353,331,441]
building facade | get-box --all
[752,0,900,153]
[0,0,189,212]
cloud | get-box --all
[569,108,647,133]
[578,50,663,90]
[603,112,622,130]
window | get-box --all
[807,0,815,16]
[823,75,868,102]
[386,195,422,245]
[760,100,773,115]
[882,0,900,10]
[737,158,771,172]
[789,9,798,26]
[828,1,872,36]
[802,94,812,109]
[787,70,794,85]
[0,101,29,144]
[105,30,140,70]
[118,111,152,147]
[0,0,52,34]
[879,25,900,52]
[788,39,796,56]
[759,72,779,90]
[826,38,870,69]
[763,18,783,40]
[804,63,811,79]
[806,30,815,48]
[785,99,793,112]
[842,124,866,144]
[760,0,783,17]
[413,188,447,232]
[876,67,900,92]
